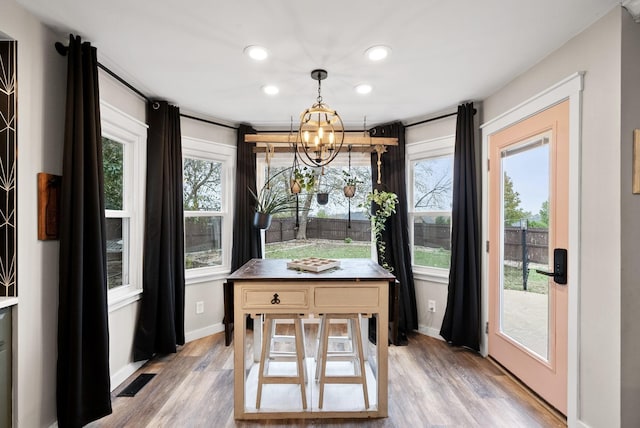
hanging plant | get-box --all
[291,166,316,194]
[316,191,329,205]
[362,189,398,271]
[342,170,362,198]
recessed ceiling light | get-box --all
[244,45,268,61]
[355,84,372,95]
[262,85,279,95]
[365,45,391,61]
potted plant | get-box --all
[291,166,316,194]
[249,172,297,230]
[342,170,362,198]
[362,189,398,271]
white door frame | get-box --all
[481,72,583,425]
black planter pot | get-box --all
[316,192,329,205]
[253,212,273,230]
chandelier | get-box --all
[297,69,345,167]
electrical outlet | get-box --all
[428,300,436,313]
[196,301,204,314]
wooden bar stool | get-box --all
[316,313,369,409]
[256,313,307,410]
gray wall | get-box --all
[0,0,66,426]
[484,6,622,427]
[620,8,640,428]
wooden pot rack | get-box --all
[245,133,398,154]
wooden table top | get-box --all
[227,258,395,282]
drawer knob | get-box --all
[270,293,280,304]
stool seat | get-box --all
[316,313,369,409]
[256,313,307,410]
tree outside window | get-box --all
[183,157,223,270]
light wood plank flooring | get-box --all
[90,329,566,427]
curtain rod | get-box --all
[54,41,239,131]
[405,111,457,128]
[406,107,477,128]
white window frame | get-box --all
[100,101,147,311]
[183,136,235,284]
[407,135,455,283]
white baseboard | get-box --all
[575,420,591,428]
[111,360,147,391]
[417,325,444,340]
[185,322,224,343]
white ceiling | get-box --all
[18,0,620,128]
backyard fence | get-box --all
[264,218,549,265]
[504,227,549,264]
[266,217,370,243]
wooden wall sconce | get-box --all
[37,172,61,240]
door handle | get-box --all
[535,248,567,285]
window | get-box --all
[407,136,454,279]
[101,101,147,307]
[257,153,373,260]
[182,137,234,282]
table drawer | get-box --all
[242,289,309,309]
[314,287,379,309]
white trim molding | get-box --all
[481,72,583,427]
[185,322,225,343]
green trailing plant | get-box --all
[292,166,316,193]
[362,189,399,271]
[342,170,362,187]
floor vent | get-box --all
[117,373,156,397]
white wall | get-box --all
[406,115,457,337]
[620,8,640,428]
[483,6,622,427]
[0,1,66,426]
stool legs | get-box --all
[256,314,307,410]
[317,314,369,410]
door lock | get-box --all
[535,248,567,285]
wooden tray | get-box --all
[286,257,341,273]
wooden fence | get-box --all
[264,219,549,264]
[266,217,371,243]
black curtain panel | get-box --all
[57,35,112,427]
[369,121,418,344]
[133,101,185,361]
[440,102,481,351]
[226,124,260,340]
[231,124,261,269]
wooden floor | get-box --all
[90,329,566,428]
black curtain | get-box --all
[57,35,112,427]
[227,124,260,336]
[370,121,418,344]
[133,101,185,361]
[231,124,261,269]
[440,102,481,351]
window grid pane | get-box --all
[106,217,130,289]
[411,154,453,270]
[185,216,222,269]
[103,137,124,211]
[183,157,222,211]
